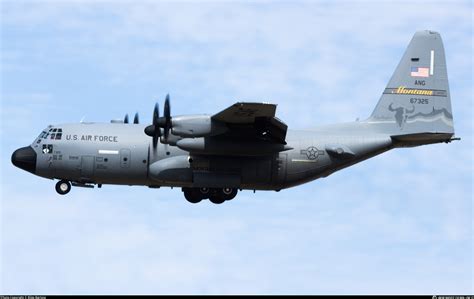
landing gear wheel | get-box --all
[183,188,202,204]
[55,180,71,195]
[199,187,210,199]
[222,188,238,201]
[209,194,226,204]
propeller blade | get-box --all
[164,94,171,139]
[133,112,139,124]
[164,94,170,120]
[124,114,129,124]
[153,103,159,126]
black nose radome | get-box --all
[11,146,37,174]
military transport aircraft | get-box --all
[12,30,458,204]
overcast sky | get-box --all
[1,0,472,295]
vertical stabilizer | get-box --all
[368,30,454,138]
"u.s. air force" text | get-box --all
[65,135,118,142]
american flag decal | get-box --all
[411,67,429,77]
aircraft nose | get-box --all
[11,146,37,174]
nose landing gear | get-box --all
[55,180,71,195]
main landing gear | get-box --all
[182,187,238,204]
[55,180,71,195]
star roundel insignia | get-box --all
[306,146,319,160]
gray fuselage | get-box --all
[29,121,399,191]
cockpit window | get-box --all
[36,131,48,143]
[37,128,63,142]
[38,131,47,139]
[48,128,63,140]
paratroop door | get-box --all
[81,156,95,178]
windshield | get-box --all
[37,130,48,139]
[35,126,63,144]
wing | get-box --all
[211,102,288,144]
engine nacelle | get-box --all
[171,115,227,138]
[176,137,293,156]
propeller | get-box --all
[144,103,162,148]
[124,114,129,124]
[144,94,173,149]
[133,112,139,124]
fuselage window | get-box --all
[42,144,53,154]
